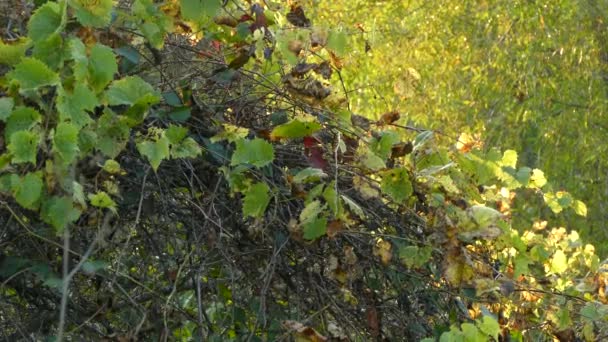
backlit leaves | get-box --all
[88,191,117,213]
[242,182,271,218]
[270,119,322,139]
[231,138,275,168]
[300,200,327,240]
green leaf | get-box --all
[461,323,485,342]
[380,168,412,203]
[323,182,343,217]
[543,192,563,214]
[133,0,174,49]
[270,119,322,139]
[69,0,113,28]
[57,84,98,127]
[341,195,365,219]
[242,182,271,218]
[231,138,275,168]
[501,149,517,168]
[180,0,221,21]
[137,135,170,171]
[27,1,63,43]
[513,253,530,279]
[102,160,122,174]
[0,174,17,194]
[105,76,160,105]
[399,245,433,268]
[5,106,41,140]
[88,191,117,213]
[0,38,31,65]
[42,196,81,234]
[529,168,547,188]
[300,200,324,224]
[7,57,60,91]
[96,110,130,158]
[165,125,189,144]
[13,172,44,210]
[32,32,65,70]
[82,260,108,274]
[78,128,98,154]
[476,316,500,341]
[413,131,433,151]
[53,122,80,165]
[573,200,587,217]
[580,303,602,322]
[361,150,386,171]
[468,205,502,228]
[89,44,118,92]
[171,137,202,159]
[167,106,191,122]
[371,131,400,160]
[327,29,348,56]
[293,168,327,184]
[122,94,160,126]
[0,154,11,171]
[303,216,327,240]
[8,131,39,164]
[67,38,88,81]
[515,166,531,186]
[72,181,87,207]
[550,250,568,274]
[0,97,15,122]
[211,124,249,143]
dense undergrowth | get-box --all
[0,0,607,341]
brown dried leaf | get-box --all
[377,111,400,125]
[282,320,328,342]
[328,50,343,70]
[326,219,344,238]
[373,239,392,265]
[390,141,413,159]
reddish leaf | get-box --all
[326,219,344,238]
[303,136,328,170]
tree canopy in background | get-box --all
[0,0,607,341]
[312,0,608,253]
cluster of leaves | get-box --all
[310,0,608,254]
[0,0,607,341]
